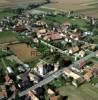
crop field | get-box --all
[9,43,41,62]
[58,83,98,100]
[0,31,18,43]
[0,0,45,9]
[42,0,98,18]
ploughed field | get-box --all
[43,0,98,18]
[0,0,45,9]
[9,43,41,62]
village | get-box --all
[0,5,98,100]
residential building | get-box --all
[69,46,79,54]
[64,68,81,80]
[27,91,39,100]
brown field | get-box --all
[44,0,95,10]
[9,43,41,62]
[0,0,45,9]
[43,0,98,18]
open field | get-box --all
[42,0,98,18]
[0,11,15,18]
[58,83,98,100]
[0,31,18,43]
[42,15,87,27]
[0,0,45,9]
[44,0,96,10]
[9,43,41,62]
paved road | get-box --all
[17,51,96,97]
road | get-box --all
[17,51,96,97]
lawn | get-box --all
[0,31,18,43]
[58,83,98,100]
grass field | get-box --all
[0,11,15,18]
[58,83,98,100]
[42,15,87,27]
[9,43,41,62]
[0,31,18,43]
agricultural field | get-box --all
[9,43,41,62]
[0,31,18,43]
[43,0,98,18]
[58,83,98,100]
[0,10,15,18]
[42,15,87,27]
[0,0,46,9]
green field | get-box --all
[58,83,98,100]
[42,15,87,28]
[0,31,18,43]
[0,11,15,18]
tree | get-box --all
[46,0,51,3]
[16,8,24,14]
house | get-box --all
[35,21,46,26]
[0,27,3,32]
[93,64,98,77]
[90,44,96,50]
[44,32,63,41]
[6,67,14,74]
[64,68,81,80]
[81,44,96,50]
[96,51,98,57]
[33,38,39,43]
[83,69,93,81]
[83,31,93,35]
[4,74,13,85]
[47,89,55,95]
[28,72,39,83]
[14,25,26,32]
[63,22,71,26]
[36,29,47,38]
[17,71,30,90]
[37,29,47,34]
[69,46,79,54]
[0,85,7,100]
[34,61,54,76]
[34,61,44,76]
[50,95,59,100]
[72,77,85,87]
[79,60,87,69]
[23,64,30,70]
[54,62,59,71]
[79,50,86,57]
[69,32,81,40]
[27,91,39,100]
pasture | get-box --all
[58,83,98,100]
